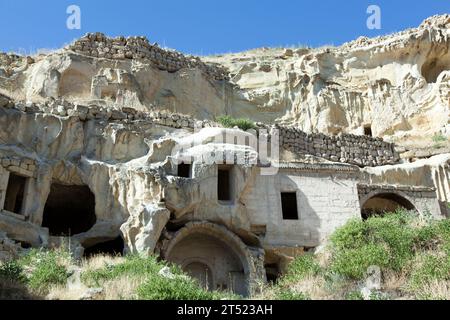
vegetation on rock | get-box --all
[0,210,448,300]
[216,115,256,131]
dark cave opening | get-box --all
[4,173,27,214]
[361,192,416,220]
[83,236,125,257]
[42,184,97,236]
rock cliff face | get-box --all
[0,14,448,293]
[204,14,450,148]
[1,15,448,150]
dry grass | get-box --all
[418,280,450,300]
[100,275,144,300]
[46,284,88,300]
[0,279,38,300]
[383,270,408,292]
[81,254,125,271]
[288,275,331,300]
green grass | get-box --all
[18,249,71,293]
[432,134,448,148]
[2,210,449,300]
[273,210,450,299]
[432,134,447,143]
[279,253,321,284]
[0,249,72,295]
[216,115,257,131]
[82,255,235,300]
[0,260,25,282]
[273,288,310,300]
[408,253,450,298]
[81,255,162,287]
[137,273,226,300]
[329,210,422,279]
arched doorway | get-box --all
[361,192,416,219]
[164,222,253,296]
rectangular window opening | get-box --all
[281,192,298,220]
[218,167,231,201]
[364,125,373,137]
[177,163,191,178]
[4,173,27,214]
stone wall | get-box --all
[0,94,400,168]
[0,155,37,177]
[67,33,229,81]
[0,96,219,129]
[243,167,361,248]
[277,125,399,167]
[357,183,443,217]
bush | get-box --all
[280,253,321,284]
[431,134,447,143]
[137,274,224,300]
[329,211,419,278]
[82,255,233,300]
[408,254,450,290]
[274,288,310,300]
[345,290,364,300]
[216,115,256,131]
[330,244,390,279]
[0,260,24,282]
[19,249,71,293]
[82,255,162,287]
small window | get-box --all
[177,163,191,178]
[218,166,231,201]
[364,125,372,137]
[281,192,298,220]
[4,173,27,214]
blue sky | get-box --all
[0,0,448,55]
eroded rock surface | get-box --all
[0,15,449,295]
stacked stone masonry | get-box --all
[358,184,437,200]
[67,32,229,81]
[0,94,400,168]
[0,156,37,177]
[278,126,399,167]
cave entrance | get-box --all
[421,58,448,83]
[361,192,416,219]
[83,236,124,258]
[364,125,373,137]
[42,184,96,236]
[265,263,280,284]
[3,173,27,214]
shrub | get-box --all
[364,213,416,270]
[330,244,390,279]
[137,274,224,300]
[329,211,419,278]
[19,249,71,293]
[82,255,162,287]
[216,115,256,131]
[0,260,24,282]
[274,288,310,300]
[345,290,364,300]
[329,219,367,251]
[280,253,321,284]
[408,254,450,290]
[82,255,234,300]
[431,134,447,143]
